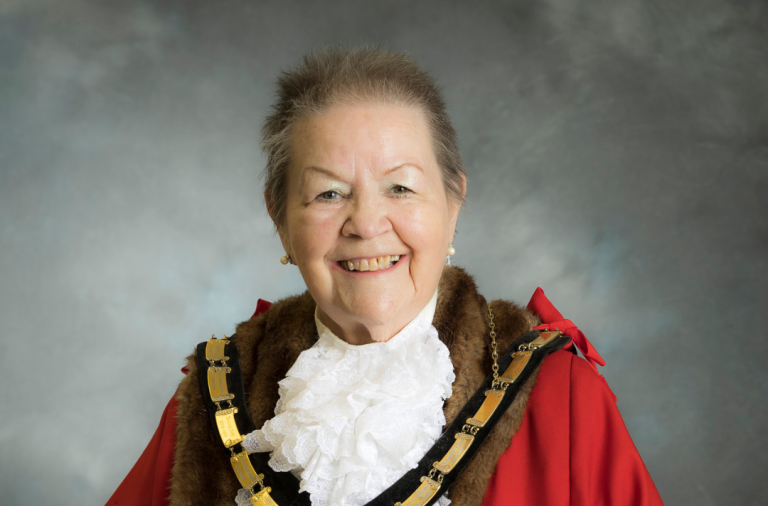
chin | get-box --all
[342,294,404,326]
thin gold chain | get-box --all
[488,305,499,383]
[402,304,503,504]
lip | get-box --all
[332,254,407,275]
[335,254,406,262]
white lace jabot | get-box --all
[240,291,455,506]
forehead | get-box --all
[290,103,436,173]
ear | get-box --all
[448,173,467,241]
[264,189,277,223]
[276,226,292,260]
[265,190,292,255]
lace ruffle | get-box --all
[241,292,454,506]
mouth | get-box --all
[337,255,403,272]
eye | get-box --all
[317,190,340,201]
[390,185,413,197]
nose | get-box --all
[341,191,392,239]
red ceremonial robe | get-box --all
[107,293,662,506]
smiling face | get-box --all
[274,102,463,344]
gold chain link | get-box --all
[487,305,499,385]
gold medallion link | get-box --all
[433,432,474,474]
[206,334,230,363]
[394,476,442,506]
[529,330,561,348]
[466,389,504,427]
[231,451,265,489]
[250,487,278,506]
[208,366,234,402]
[498,351,532,385]
[215,407,244,447]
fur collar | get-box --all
[170,266,538,506]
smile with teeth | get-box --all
[339,255,402,272]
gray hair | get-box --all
[261,45,465,227]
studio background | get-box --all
[1,1,766,505]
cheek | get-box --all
[291,210,341,257]
[394,204,450,256]
[321,216,336,235]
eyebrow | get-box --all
[299,162,424,188]
[298,166,343,195]
[303,166,343,180]
[384,163,424,175]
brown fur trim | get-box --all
[170,266,538,506]
[171,355,237,505]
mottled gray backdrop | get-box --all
[1,0,766,504]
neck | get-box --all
[315,308,411,345]
[315,290,439,345]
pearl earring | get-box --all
[445,243,455,266]
[280,254,292,265]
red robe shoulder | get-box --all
[106,392,178,505]
[106,349,662,505]
[482,350,663,505]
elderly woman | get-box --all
[108,47,662,506]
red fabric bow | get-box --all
[251,298,273,319]
[526,287,616,401]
